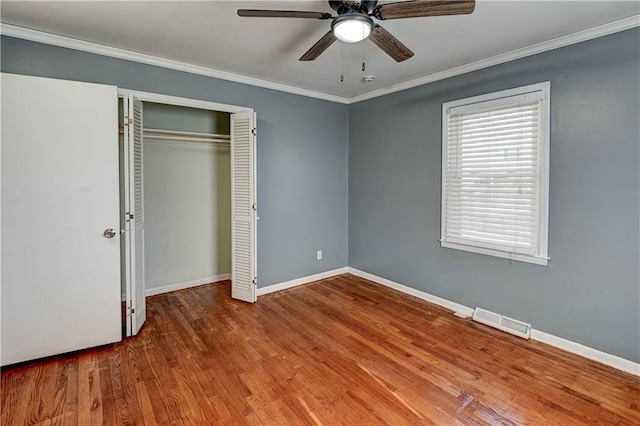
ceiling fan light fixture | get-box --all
[331,14,373,43]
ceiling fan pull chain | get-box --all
[362,20,366,72]
[361,35,366,70]
[340,42,345,82]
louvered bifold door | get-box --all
[231,111,257,303]
[123,95,146,335]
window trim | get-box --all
[440,82,551,266]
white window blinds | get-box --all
[441,83,550,265]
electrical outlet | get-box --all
[316,250,323,261]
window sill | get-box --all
[440,241,549,266]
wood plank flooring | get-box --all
[2,274,639,425]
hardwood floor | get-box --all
[2,274,639,425]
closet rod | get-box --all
[118,127,230,145]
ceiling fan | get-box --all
[237,1,476,63]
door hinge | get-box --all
[251,128,257,136]
[126,212,134,220]
[252,203,257,211]
[252,277,257,285]
[128,306,136,315]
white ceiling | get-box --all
[1,1,638,101]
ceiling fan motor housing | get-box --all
[330,0,378,15]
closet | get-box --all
[120,99,257,337]
[129,103,232,293]
[1,73,256,366]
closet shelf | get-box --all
[119,127,230,145]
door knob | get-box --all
[103,228,117,239]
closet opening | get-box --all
[118,91,257,337]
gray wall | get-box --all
[1,36,349,289]
[349,29,640,363]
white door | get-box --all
[1,73,121,366]
[123,95,146,336]
[231,111,257,302]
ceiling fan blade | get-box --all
[299,31,337,61]
[237,9,332,19]
[369,25,414,62]
[373,0,475,20]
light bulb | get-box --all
[332,15,373,43]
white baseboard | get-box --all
[347,267,640,376]
[145,273,230,297]
[530,329,640,376]
[257,267,348,296]
[347,267,475,317]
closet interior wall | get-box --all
[120,102,231,296]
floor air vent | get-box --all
[472,307,531,339]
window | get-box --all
[441,82,550,265]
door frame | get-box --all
[117,88,252,115]
[117,88,257,307]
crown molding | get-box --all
[348,14,640,104]
[0,23,350,104]
[2,14,639,105]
